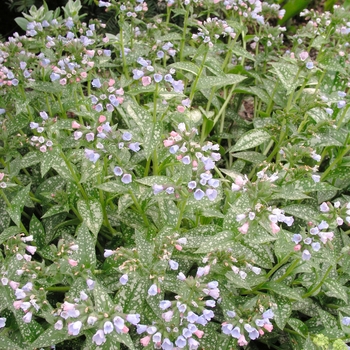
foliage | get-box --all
[0,0,350,349]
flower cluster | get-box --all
[222,308,274,345]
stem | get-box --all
[275,258,301,283]
[265,253,292,279]
[119,18,130,79]
[46,286,70,292]
[176,197,187,229]
[189,49,208,103]
[129,190,150,227]
[303,264,333,298]
[179,5,190,61]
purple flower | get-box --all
[92,78,102,88]
[175,336,187,348]
[121,174,132,184]
[119,274,128,285]
[126,314,140,325]
[92,329,106,345]
[68,321,82,335]
[157,51,165,58]
[169,259,179,270]
[113,316,125,333]
[154,73,163,82]
[132,69,144,80]
[338,100,346,108]
[122,132,132,141]
[311,242,321,251]
[85,149,100,163]
[302,249,311,260]
[182,155,191,164]
[342,317,350,326]
[206,189,217,201]
[114,167,123,176]
[169,145,179,154]
[22,312,32,323]
[292,234,302,244]
[306,62,314,69]
[148,284,157,296]
[231,326,241,339]
[162,338,174,350]
[172,80,184,93]
[153,184,164,194]
[319,202,329,212]
[129,142,140,152]
[50,73,60,81]
[262,309,274,319]
[186,311,199,323]
[244,324,259,340]
[104,321,114,334]
[188,181,196,189]
[160,300,172,310]
[194,189,205,200]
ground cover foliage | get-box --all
[1,0,350,349]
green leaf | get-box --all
[20,151,41,169]
[169,61,200,76]
[6,185,31,227]
[41,204,69,219]
[324,279,348,303]
[262,281,302,300]
[135,228,154,265]
[196,74,246,90]
[195,231,233,254]
[230,129,271,152]
[283,204,319,222]
[287,318,308,337]
[73,224,96,268]
[272,295,292,330]
[231,45,256,62]
[31,328,71,349]
[143,121,162,159]
[318,309,344,338]
[77,199,103,237]
[231,151,266,164]
[29,214,45,249]
[271,62,300,95]
[0,335,23,350]
[96,181,128,194]
[0,226,21,245]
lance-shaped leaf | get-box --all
[229,129,271,152]
[77,199,103,237]
[73,224,96,269]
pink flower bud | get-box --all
[99,115,106,123]
[264,324,273,332]
[177,105,185,113]
[175,244,183,251]
[294,244,301,251]
[140,335,151,346]
[238,222,249,234]
[72,121,81,129]
[108,79,115,86]
[194,330,204,338]
[259,329,265,335]
[163,139,174,147]
[270,222,280,234]
[68,259,78,267]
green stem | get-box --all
[265,253,292,279]
[129,190,150,227]
[189,49,208,103]
[275,258,300,283]
[303,265,333,298]
[176,197,188,230]
[179,5,190,61]
[60,151,89,201]
[46,286,70,292]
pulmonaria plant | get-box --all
[1,0,350,349]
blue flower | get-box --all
[342,317,350,326]
[194,189,205,200]
[121,174,132,184]
[148,284,157,296]
[92,78,102,88]
[114,167,123,176]
[154,74,163,83]
[129,142,140,152]
[122,132,132,141]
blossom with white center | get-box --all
[54,320,63,330]
[160,300,172,310]
[23,312,32,323]
[120,274,128,285]
[162,338,174,350]
[121,174,132,184]
[104,321,114,334]
[86,279,95,290]
[320,202,330,212]
[194,189,205,200]
[148,284,158,296]
[302,249,311,260]
[175,335,187,348]
[169,260,179,270]
[92,329,106,345]
[126,314,140,325]
[87,316,98,325]
[113,316,125,333]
